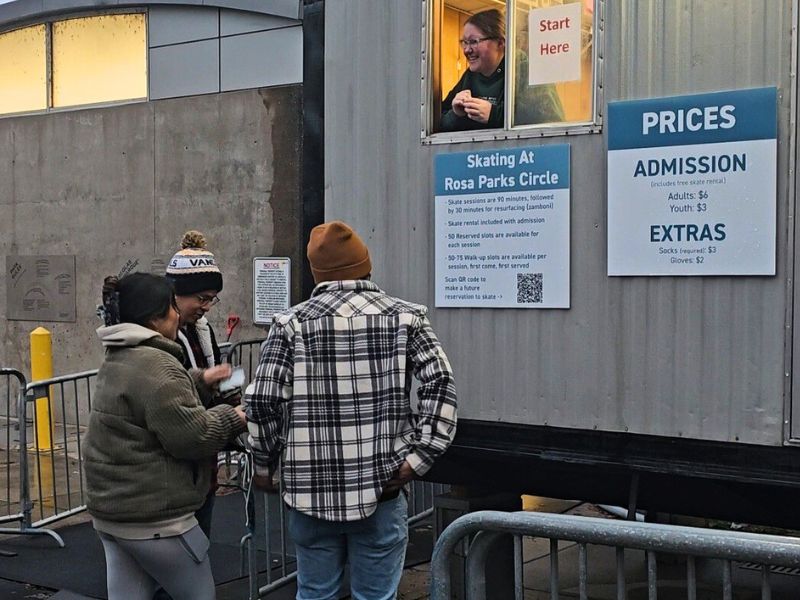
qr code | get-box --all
[517,273,543,303]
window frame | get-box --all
[421,0,604,145]
[0,8,148,119]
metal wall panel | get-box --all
[220,26,302,91]
[149,39,220,100]
[0,1,302,25]
[213,0,301,20]
[325,0,794,446]
[148,6,219,47]
[220,8,299,36]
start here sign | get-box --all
[528,2,582,85]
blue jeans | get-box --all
[287,494,408,600]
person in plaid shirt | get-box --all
[244,220,457,599]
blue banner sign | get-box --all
[607,87,777,276]
[435,144,570,196]
[608,87,777,151]
[434,145,571,308]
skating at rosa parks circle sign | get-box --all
[607,87,777,276]
[434,145,570,308]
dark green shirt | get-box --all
[440,57,565,132]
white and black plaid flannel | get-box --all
[244,280,457,522]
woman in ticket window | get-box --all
[440,9,564,132]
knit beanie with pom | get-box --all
[165,230,223,295]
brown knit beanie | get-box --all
[307,221,371,283]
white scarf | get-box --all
[177,316,216,368]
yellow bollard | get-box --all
[30,327,53,451]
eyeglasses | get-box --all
[195,294,220,307]
[459,37,494,49]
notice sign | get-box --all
[435,145,570,308]
[608,87,777,276]
[253,257,290,325]
[528,2,582,85]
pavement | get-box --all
[4,499,800,599]
[2,408,800,600]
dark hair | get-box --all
[101,273,176,327]
[465,8,505,41]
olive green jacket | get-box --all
[84,323,245,523]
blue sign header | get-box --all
[435,144,570,196]
[608,87,777,151]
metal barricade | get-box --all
[0,368,64,546]
[225,338,266,382]
[430,510,800,600]
[218,339,265,486]
[25,370,97,531]
[240,458,447,599]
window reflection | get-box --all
[512,0,594,126]
[52,14,147,108]
[0,25,47,115]
[431,0,596,134]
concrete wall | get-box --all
[0,85,303,376]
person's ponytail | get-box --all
[98,273,175,328]
[100,276,121,326]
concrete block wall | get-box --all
[0,85,303,376]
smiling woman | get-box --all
[427,0,599,138]
[440,9,508,131]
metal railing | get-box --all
[0,368,69,546]
[224,338,266,382]
[430,510,800,600]
[25,370,97,532]
[240,460,448,600]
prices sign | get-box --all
[607,87,777,276]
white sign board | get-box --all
[435,145,570,308]
[528,2,582,85]
[253,257,290,325]
[607,88,777,276]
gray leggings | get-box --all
[98,525,215,600]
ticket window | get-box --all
[428,0,599,137]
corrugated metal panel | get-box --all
[325,0,794,446]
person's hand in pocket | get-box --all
[384,460,416,493]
